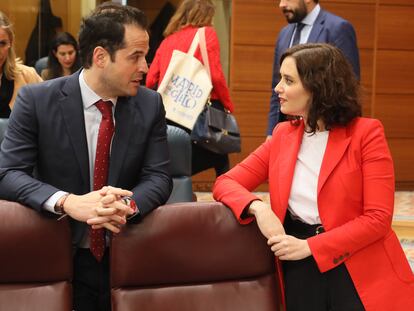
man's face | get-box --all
[101,24,149,97]
[279,0,308,23]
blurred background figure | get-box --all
[41,31,81,80]
[0,11,42,118]
[24,0,62,67]
[146,0,234,178]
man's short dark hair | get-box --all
[79,2,148,68]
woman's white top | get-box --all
[288,130,329,225]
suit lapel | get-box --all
[282,24,296,51]
[307,9,326,42]
[318,126,351,194]
[59,73,90,191]
[277,122,304,218]
[108,96,134,186]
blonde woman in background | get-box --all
[0,11,42,118]
[146,0,234,177]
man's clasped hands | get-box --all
[57,186,135,233]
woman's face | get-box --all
[0,28,11,71]
[275,56,311,119]
[53,44,77,70]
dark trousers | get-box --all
[191,142,229,177]
[283,214,365,311]
[73,248,111,311]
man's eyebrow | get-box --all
[128,48,148,57]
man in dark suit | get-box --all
[267,0,360,136]
[0,3,172,311]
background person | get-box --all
[146,0,234,177]
[0,11,42,118]
[267,0,360,137]
[41,31,81,80]
[0,3,172,310]
[213,43,414,311]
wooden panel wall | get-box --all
[0,0,82,61]
[194,0,414,191]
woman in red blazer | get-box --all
[213,43,414,311]
[146,0,234,177]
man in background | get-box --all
[267,0,360,136]
[0,3,172,310]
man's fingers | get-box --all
[99,222,121,233]
[100,194,118,204]
[105,186,133,197]
[96,206,118,216]
[87,214,126,226]
[87,215,112,225]
[100,201,129,216]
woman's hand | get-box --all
[268,235,312,260]
[248,200,285,239]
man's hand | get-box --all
[248,200,285,239]
[268,234,312,260]
[59,186,133,233]
[87,188,136,233]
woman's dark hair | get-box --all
[280,43,361,132]
[78,2,148,68]
[46,32,80,79]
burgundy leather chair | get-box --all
[0,200,72,311]
[111,202,283,311]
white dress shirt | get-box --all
[288,130,329,224]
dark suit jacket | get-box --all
[267,9,360,135]
[0,71,173,245]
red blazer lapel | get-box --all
[318,126,351,195]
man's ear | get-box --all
[92,46,108,68]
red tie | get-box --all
[90,100,114,261]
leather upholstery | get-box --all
[166,125,193,203]
[110,202,283,311]
[0,200,72,311]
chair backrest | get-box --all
[110,202,283,311]
[0,200,73,311]
[34,56,48,75]
[166,125,193,203]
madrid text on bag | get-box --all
[157,29,212,130]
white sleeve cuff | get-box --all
[43,191,69,214]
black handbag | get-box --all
[191,103,241,154]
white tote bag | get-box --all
[157,28,212,130]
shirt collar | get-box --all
[79,70,117,109]
[301,4,320,26]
